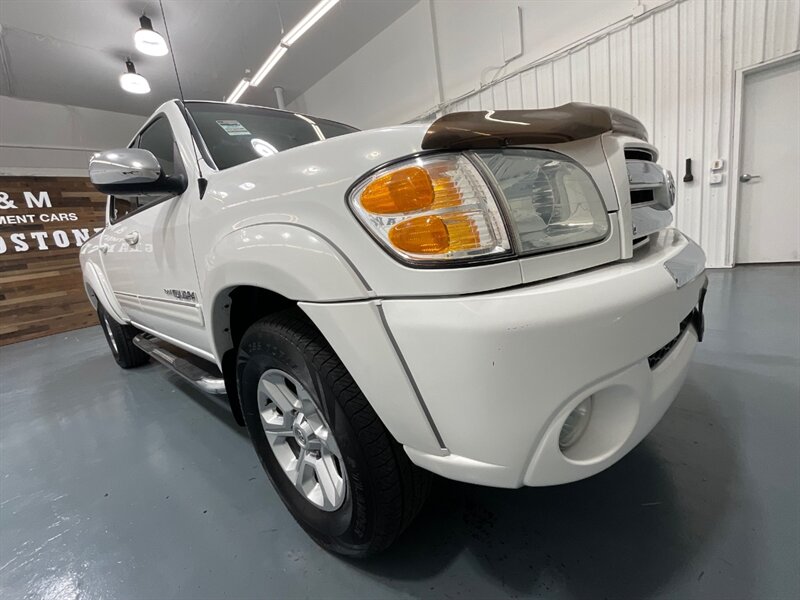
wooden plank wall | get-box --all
[0,177,106,345]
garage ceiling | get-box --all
[0,0,417,116]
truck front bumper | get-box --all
[381,229,707,488]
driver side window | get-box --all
[109,116,178,223]
[138,117,176,178]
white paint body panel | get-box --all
[79,100,707,487]
[190,124,524,303]
[385,230,706,487]
[97,103,208,352]
[299,301,444,456]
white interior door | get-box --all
[736,56,800,264]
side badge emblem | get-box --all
[164,289,197,302]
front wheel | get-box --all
[237,309,430,557]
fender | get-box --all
[82,259,129,324]
[203,222,373,362]
[202,223,444,453]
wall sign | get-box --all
[0,189,103,253]
[0,177,106,346]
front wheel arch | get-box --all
[214,286,297,427]
[203,223,372,362]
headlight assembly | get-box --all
[348,149,610,265]
[475,149,610,254]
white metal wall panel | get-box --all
[492,81,509,110]
[520,70,537,108]
[765,0,800,58]
[676,0,706,243]
[735,0,768,68]
[536,62,555,107]
[706,0,735,265]
[504,75,520,108]
[553,56,573,105]
[431,0,800,267]
[631,17,656,141]
[570,48,591,102]
[589,37,611,106]
[609,27,633,113]
[654,7,679,181]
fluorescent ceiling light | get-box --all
[251,45,288,87]
[134,15,169,57]
[120,59,150,94]
[227,78,251,103]
[228,0,339,99]
[281,0,340,47]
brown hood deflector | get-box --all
[421,102,647,150]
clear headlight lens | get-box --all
[349,155,511,262]
[475,149,609,254]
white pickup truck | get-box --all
[81,100,706,556]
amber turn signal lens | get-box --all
[444,214,481,250]
[428,163,464,210]
[388,214,481,255]
[360,166,434,214]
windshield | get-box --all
[185,102,359,170]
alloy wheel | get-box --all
[257,369,347,511]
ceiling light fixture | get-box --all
[226,0,340,102]
[281,0,340,47]
[134,14,169,57]
[250,45,288,87]
[119,59,151,94]
[227,78,251,104]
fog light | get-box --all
[559,397,593,450]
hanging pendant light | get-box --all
[120,59,151,94]
[134,14,169,57]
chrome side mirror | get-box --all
[89,148,186,196]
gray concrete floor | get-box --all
[1,265,798,600]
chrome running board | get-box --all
[133,333,226,395]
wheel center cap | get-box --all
[292,416,313,448]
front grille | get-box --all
[648,313,693,369]
[632,235,650,250]
[630,189,655,205]
[626,159,673,207]
[624,146,675,244]
[624,148,655,161]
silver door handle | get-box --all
[124,232,140,245]
[739,173,761,183]
[99,244,109,254]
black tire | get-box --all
[97,303,149,369]
[237,308,430,557]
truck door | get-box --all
[99,113,209,355]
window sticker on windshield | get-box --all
[216,120,251,136]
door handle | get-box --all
[124,231,140,245]
[739,173,761,183]
[99,244,109,254]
